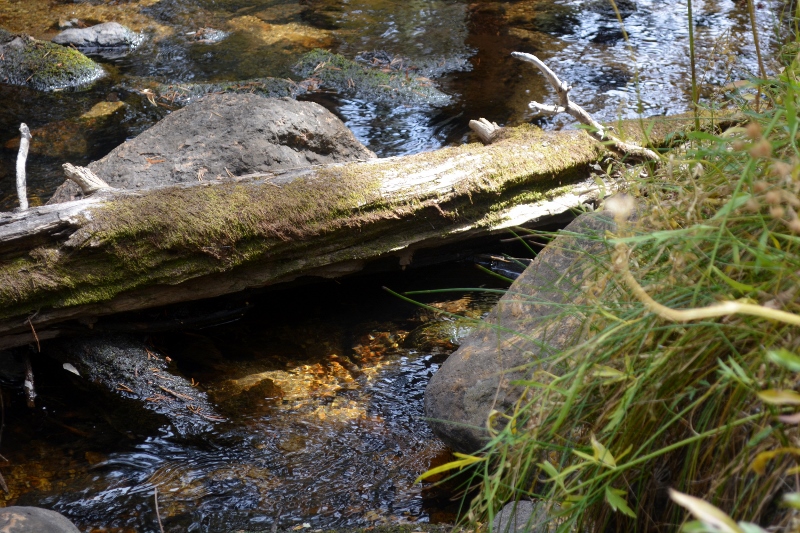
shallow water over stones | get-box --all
[1,264,505,531]
[0,0,788,209]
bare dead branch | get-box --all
[16,123,31,211]
[512,51,660,163]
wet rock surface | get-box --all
[46,335,222,437]
[0,506,80,533]
[49,94,375,202]
[293,49,458,106]
[424,212,616,452]
[142,77,307,108]
[492,500,563,533]
[0,30,104,91]
[52,22,144,58]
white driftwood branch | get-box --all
[512,51,660,163]
[16,123,31,210]
[469,118,503,145]
[63,163,111,195]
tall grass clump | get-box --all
[453,27,800,533]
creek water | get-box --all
[3,264,508,532]
[0,0,790,530]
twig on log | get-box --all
[512,51,660,163]
[469,118,503,145]
[62,163,111,195]
[24,356,35,409]
[16,123,31,210]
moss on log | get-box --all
[0,111,733,349]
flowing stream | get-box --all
[0,0,791,530]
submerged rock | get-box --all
[506,1,579,35]
[53,22,144,59]
[48,94,375,201]
[186,27,229,44]
[4,100,125,159]
[493,500,565,533]
[294,49,453,106]
[141,77,306,108]
[0,30,104,91]
[0,506,80,533]
[46,335,223,436]
[424,212,615,453]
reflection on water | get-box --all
[2,264,505,531]
[0,0,788,209]
[0,0,782,208]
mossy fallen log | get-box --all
[0,112,733,350]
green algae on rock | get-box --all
[141,77,307,108]
[293,49,452,106]
[0,32,104,91]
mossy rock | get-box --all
[508,2,579,35]
[144,77,307,108]
[0,33,104,91]
[293,49,451,106]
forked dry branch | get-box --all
[512,51,660,163]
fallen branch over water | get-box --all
[0,124,609,350]
[0,111,727,351]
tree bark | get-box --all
[0,113,733,350]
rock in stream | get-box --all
[424,212,616,452]
[0,29,104,91]
[46,335,222,437]
[53,22,144,59]
[49,93,376,201]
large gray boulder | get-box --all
[0,507,80,533]
[424,212,615,453]
[49,94,375,202]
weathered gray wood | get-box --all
[469,118,502,144]
[62,163,111,195]
[16,123,31,211]
[512,51,660,162]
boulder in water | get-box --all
[0,506,80,533]
[0,30,104,91]
[49,94,375,202]
[424,212,616,452]
[53,22,144,58]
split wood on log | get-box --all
[62,163,111,195]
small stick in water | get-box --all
[23,356,35,409]
[154,486,165,533]
[16,123,32,210]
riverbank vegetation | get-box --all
[430,3,800,532]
